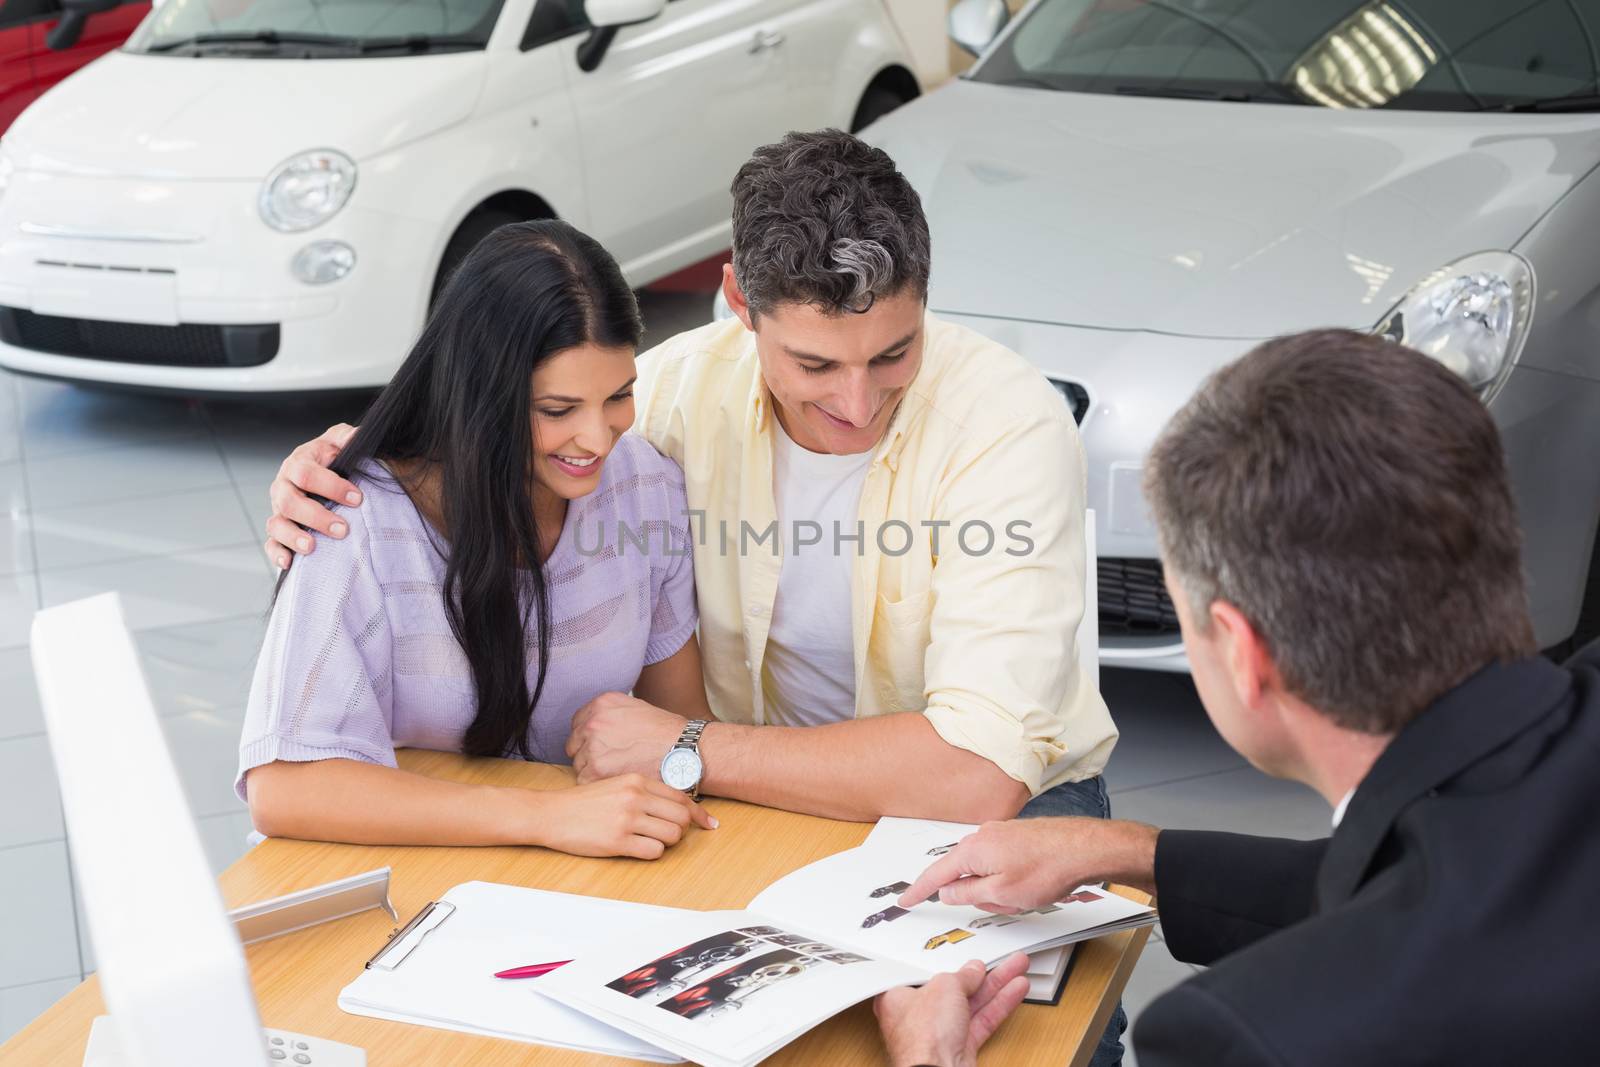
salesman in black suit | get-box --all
[872,329,1600,1067]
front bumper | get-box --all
[938,310,1240,671]
[940,310,1600,669]
[0,169,435,392]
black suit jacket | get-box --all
[1133,645,1600,1066]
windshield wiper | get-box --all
[987,75,1061,92]
[144,30,364,54]
[1113,83,1303,105]
[1489,92,1600,113]
[356,34,478,54]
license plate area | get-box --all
[30,261,180,326]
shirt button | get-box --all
[743,659,752,670]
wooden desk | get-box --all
[1,751,1149,1066]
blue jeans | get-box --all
[1018,775,1127,1067]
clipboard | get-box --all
[338,881,686,1062]
[365,897,454,971]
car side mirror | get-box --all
[46,0,120,51]
[583,0,667,30]
[577,0,666,72]
[948,0,1010,58]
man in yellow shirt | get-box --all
[265,131,1117,825]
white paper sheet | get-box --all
[338,882,682,1062]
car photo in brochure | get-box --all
[608,930,770,1000]
[609,926,863,1018]
[658,947,854,1022]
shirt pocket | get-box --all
[868,588,934,713]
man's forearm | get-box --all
[697,712,1030,822]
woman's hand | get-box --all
[530,773,716,859]
[264,422,363,569]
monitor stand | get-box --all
[84,1015,367,1067]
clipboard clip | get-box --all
[365,898,456,971]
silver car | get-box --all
[850,0,1600,669]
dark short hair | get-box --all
[730,129,931,319]
[1144,329,1536,734]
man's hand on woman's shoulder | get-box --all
[265,422,361,569]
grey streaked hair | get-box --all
[730,130,931,319]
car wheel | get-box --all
[431,208,527,308]
[850,85,910,133]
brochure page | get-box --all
[535,909,924,1067]
[749,825,1156,971]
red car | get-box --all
[0,0,149,133]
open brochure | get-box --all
[536,817,1155,1067]
[338,882,684,1061]
[865,817,1077,1002]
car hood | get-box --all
[2,50,486,180]
[867,80,1600,338]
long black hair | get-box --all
[321,219,642,760]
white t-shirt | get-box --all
[761,416,872,727]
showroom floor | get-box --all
[0,290,1333,1059]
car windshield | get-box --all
[970,0,1600,112]
[124,0,507,57]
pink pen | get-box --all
[493,959,573,980]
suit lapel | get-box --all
[1316,656,1570,909]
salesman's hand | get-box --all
[899,818,1161,913]
[264,422,362,569]
[874,953,1031,1067]
[568,692,691,784]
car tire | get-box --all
[850,85,910,133]
[431,208,527,307]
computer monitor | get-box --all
[32,593,270,1067]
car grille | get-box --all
[1099,557,1181,637]
[0,307,279,368]
[1049,378,1091,424]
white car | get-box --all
[0,0,935,393]
[858,0,1600,667]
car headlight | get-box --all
[259,149,356,233]
[292,241,356,285]
[1374,251,1534,397]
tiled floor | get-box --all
[0,289,1334,1058]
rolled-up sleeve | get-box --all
[235,506,398,802]
[920,410,1112,795]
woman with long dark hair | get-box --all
[235,220,714,858]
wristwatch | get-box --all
[659,719,708,798]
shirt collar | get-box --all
[1331,788,1356,829]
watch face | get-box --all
[660,747,703,791]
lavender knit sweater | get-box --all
[236,433,697,800]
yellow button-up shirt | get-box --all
[635,313,1117,795]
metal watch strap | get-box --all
[672,720,708,797]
